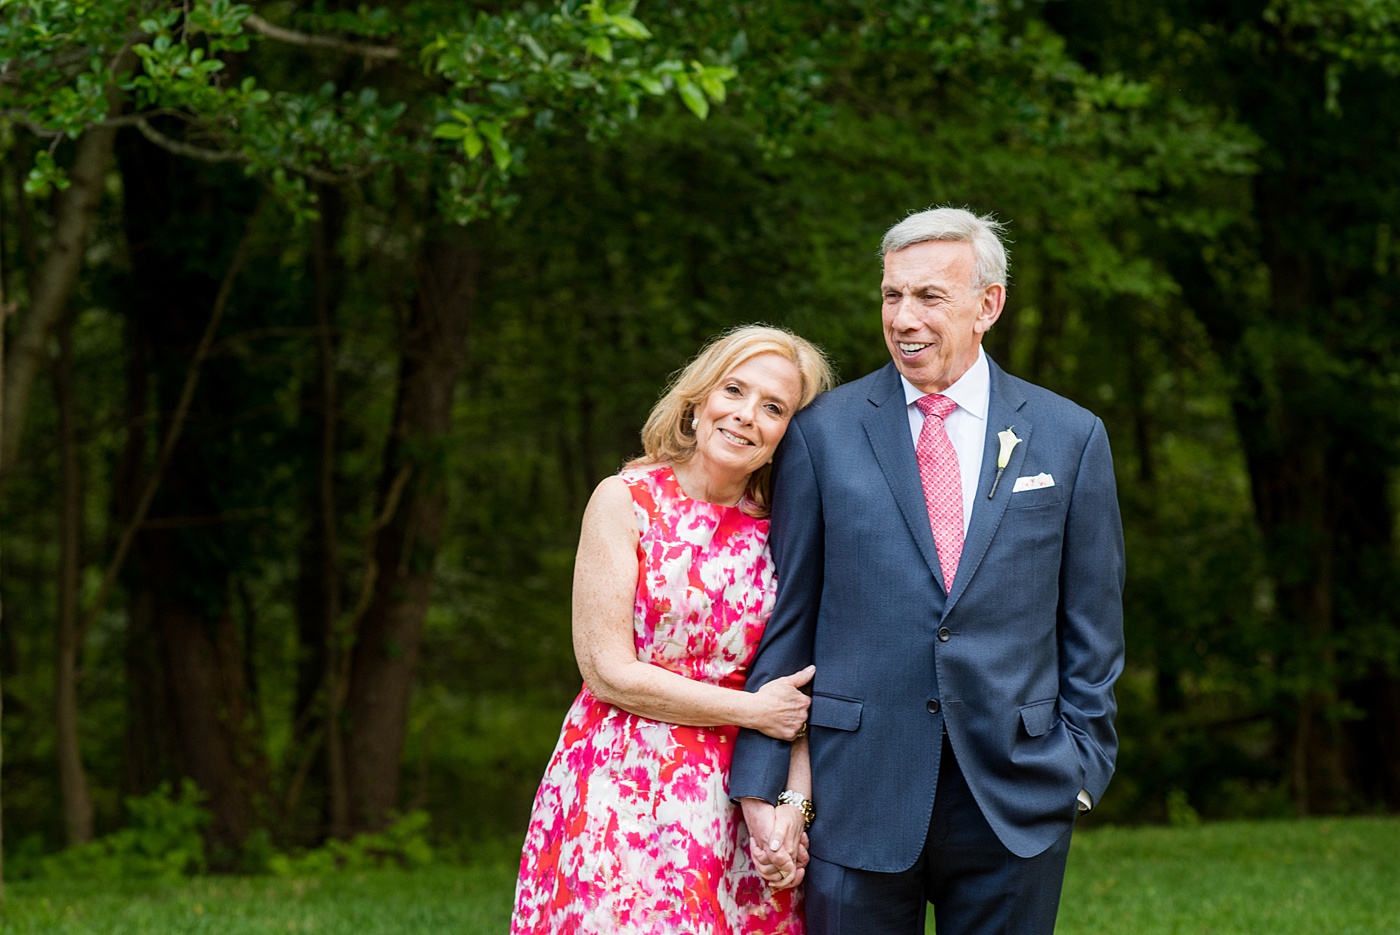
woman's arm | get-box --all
[571,476,812,739]
[782,734,811,800]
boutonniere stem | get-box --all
[988,426,1021,499]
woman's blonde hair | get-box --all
[628,325,835,516]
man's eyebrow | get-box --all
[883,280,947,294]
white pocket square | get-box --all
[1013,473,1055,492]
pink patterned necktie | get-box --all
[915,394,964,593]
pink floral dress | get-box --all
[511,464,803,935]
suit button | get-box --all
[937,627,952,642]
[926,699,941,714]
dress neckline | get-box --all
[661,463,747,511]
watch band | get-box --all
[777,789,815,830]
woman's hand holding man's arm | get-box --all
[573,478,816,736]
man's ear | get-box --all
[974,283,1006,335]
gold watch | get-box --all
[777,789,815,830]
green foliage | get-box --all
[21,148,67,195]
[267,812,435,875]
[1265,0,1400,106]
[21,781,210,882]
[1165,788,1203,828]
[0,0,736,223]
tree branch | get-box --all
[133,117,245,164]
[133,117,374,185]
[19,115,377,186]
[243,13,401,61]
[0,32,145,87]
[6,113,155,139]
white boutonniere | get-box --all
[987,427,1021,499]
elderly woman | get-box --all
[512,326,835,935]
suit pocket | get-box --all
[810,694,863,732]
[1005,485,1064,511]
[1019,698,1059,737]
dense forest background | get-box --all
[1,0,1398,870]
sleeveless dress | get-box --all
[510,464,803,935]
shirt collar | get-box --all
[900,346,989,422]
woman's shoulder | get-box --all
[607,462,680,527]
[617,461,669,482]
[579,473,646,543]
[616,462,677,498]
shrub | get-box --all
[32,780,209,881]
[268,811,436,875]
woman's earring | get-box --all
[691,418,699,431]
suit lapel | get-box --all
[861,365,945,588]
[945,361,1030,615]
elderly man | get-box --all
[731,207,1125,935]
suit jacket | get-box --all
[729,357,1125,868]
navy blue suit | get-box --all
[729,358,1125,930]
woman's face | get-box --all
[691,352,803,481]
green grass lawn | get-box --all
[1052,817,1400,935]
[0,862,518,934]
[1,817,1395,933]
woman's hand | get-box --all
[749,665,815,740]
[741,800,807,891]
[765,805,809,891]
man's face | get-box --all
[881,240,1005,394]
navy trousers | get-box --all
[804,735,1074,935]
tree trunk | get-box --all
[116,127,270,858]
[52,313,94,844]
[0,214,12,902]
[342,229,478,831]
[1333,452,1400,806]
[137,339,270,859]
[155,592,268,851]
[123,583,172,795]
[287,186,348,835]
[1344,670,1400,805]
[0,82,123,480]
[113,308,178,797]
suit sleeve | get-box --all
[728,416,824,804]
[1057,417,1126,805]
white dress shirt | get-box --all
[900,347,990,534]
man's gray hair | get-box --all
[880,207,1009,289]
